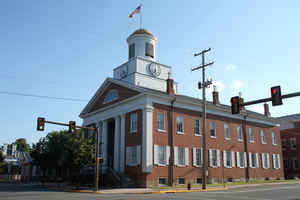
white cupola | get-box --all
[127,29,158,61]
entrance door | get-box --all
[107,119,115,169]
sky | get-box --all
[1,0,300,146]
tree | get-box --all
[15,138,30,152]
[31,129,95,181]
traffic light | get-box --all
[271,86,283,106]
[37,117,45,131]
[231,96,240,114]
[69,121,76,133]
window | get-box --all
[126,146,140,166]
[249,153,259,168]
[224,123,230,140]
[194,119,201,136]
[210,121,216,138]
[290,138,296,150]
[261,130,266,144]
[178,147,185,166]
[237,152,246,168]
[103,89,119,104]
[272,132,277,145]
[145,42,154,58]
[249,128,255,143]
[178,178,185,185]
[237,126,243,141]
[176,116,184,134]
[130,113,138,133]
[273,154,281,169]
[158,178,167,185]
[261,153,270,169]
[223,151,234,168]
[158,146,166,165]
[193,148,203,167]
[196,178,202,184]
[129,43,135,59]
[157,112,165,131]
[282,138,287,150]
[154,145,170,166]
[292,159,299,169]
[209,149,220,168]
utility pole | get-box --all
[191,48,214,190]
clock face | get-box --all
[120,64,128,78]
[149,63,161,77]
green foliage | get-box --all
[30,130,95,176]
[14,138,30,152]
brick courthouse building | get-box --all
[79,29,284,187]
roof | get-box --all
[80,78,278,126]
[127,29,157,41]
[277,113,300,120]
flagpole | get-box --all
[140,4,142,29]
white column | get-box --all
[120,114,126,172]
[142,106,153,173]
[102,120,108,168]
[113,116,120,172]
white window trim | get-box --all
[209,149,220,168]
[193,147,203,167]
[261,153,270,169]
[176,116,184,135]
[210,122,217,139]
[154,145,170,166]
[157,112,166,133]
[249,128,255,143]
[126,145,141,166]
[272,154,281,170]
[272,132,277,146]
[249,152,259,168]
[237,126,243,142]
[261,130,266,144]
[194,119,201,136]
[223,151,235,168]
[236,152,247,168]
[224,123,230,140]
[130,113,138,133]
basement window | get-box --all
[196,178,202,184]
[178,178,185,185]
[158,178,166,185]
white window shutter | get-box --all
[154,145,159,165]
[256,153,259,168]
[236,152,240,168]
[244,152,247,167]
[136,145,141,165]
[231,151,235,168]
[217,150,220,167]
[249,153,253,168]
[174,146,178,166]
[192,148,196,166]
[185,147,189,166]
[126,147,130,166]
[277,154,281,169]
[209,149,213,167]
[223,151,227,167]
[261,153,265,169]
[166,146,170,165]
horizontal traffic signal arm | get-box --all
[36,118,97,131]
[241,91,300,107]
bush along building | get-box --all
[79,29,284,187]
[278,114,300,179]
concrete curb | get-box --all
[62,187,228,194]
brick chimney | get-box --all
[166,72,174,95]
[212,85,220,105]
[239,92,245,111]
[264,103,271,117]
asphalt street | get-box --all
[1,183,300,200]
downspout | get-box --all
[169,96,176,186]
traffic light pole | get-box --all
[192,48,214,190]
[241,91,300,107]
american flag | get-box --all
[129,5,141,18]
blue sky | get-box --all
[1,0,299,146]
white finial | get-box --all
[213,85,217,92]
[239,92,242,98]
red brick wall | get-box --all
[147,103,284,186]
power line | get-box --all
[0,91,88,102]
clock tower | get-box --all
[113,29,178,94]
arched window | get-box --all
[129,44,135,59]
[145,42,154,58]
[103,89,119,104]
